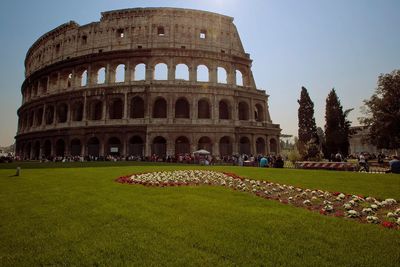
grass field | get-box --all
[1,162,399,266]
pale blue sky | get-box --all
[0,0,399,146]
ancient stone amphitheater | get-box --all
[16,7,281,159]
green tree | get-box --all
[324,89,352,158]
[297,87,319,160]
[360,69,400,150]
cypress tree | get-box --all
[297,86,319,160]
[324,89,351,159]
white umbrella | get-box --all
[193,149,210,155]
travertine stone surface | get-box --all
[16,7,281,159]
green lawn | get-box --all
[1,163,399,266]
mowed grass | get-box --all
[0,163,399,266]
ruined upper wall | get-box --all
[25,7,248,77]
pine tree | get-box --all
[324,89,352,158]
[297,87,319,160]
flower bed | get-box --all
[116,170,400,230]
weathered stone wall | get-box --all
[16,7,281,159]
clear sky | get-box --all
[0,0,399,146]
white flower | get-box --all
[386,212,395,218]
[323,205,334,212]
[397,218,400,226]
[362,208,374,215]
[394,208,400,215]
[366,216,380,224]
[343,203,352,210]
[384,198,397,205]
[347,210,359,218]
[338,193,345,199]
[303,200,311,205]
[370,204,379,210]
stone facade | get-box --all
[15,7,281,159]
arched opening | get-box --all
[198,136,212,154]
[87,137,100,157]
[36,108,43,126]
[175,136,190,155]
[43,140,52,158]
[175,64,189,80]
[128,136,144,156]
[115,64,125,83]
[57,103,68,123]
[219,136,232,156]
[33,141,40,159]
[238,102,249,120]
[256,137,266,155]
[133,63,146,81]
[153,98,167,118]
[72,102,83,121]
[130,96,144,118]
[89,100,103,120]
[109,98,123,119]
[55,139,65,157]
[49,73,58,90]
[255,104,264,122]
[40,77,48,93]
[236,70,243,86]
[175,98,190,118]
[217,67,227,84]
[81,70,88,86]
[45,106,54,125]
[70,139,81,156]
[29,112,34,127]
[108,137,122,156]
[219,100,230,120]
[25,142,32,159]
[154,63,168,80]
[67,73,73,88]
[97,67,106,84]
[152,136,167,157]
[270,138,278,155]
[239,137,251,155]
[197,65,209,82]
[198,99,210,119]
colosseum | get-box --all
[16,7,281,160]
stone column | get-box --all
[168,65,175,81]
[102,98,107,120]
[250,98,255,122]
[125,62,131,82]
[42,104,46,127]
[83,94,87,121]
[189,66,197,82]
[209,66,217,83]
[123,93,128,120]
[251,134,257,156]
[145,65,153,81]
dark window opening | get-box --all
[82,35,87,45]
[117,28,124,38]
[157,26,165,36]
[130,96,144,118]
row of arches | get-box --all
[18,135,279,159]
[19,96,267,132]
[23,61,250,102]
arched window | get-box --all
[70,139,82,156]
[89,100,103,120]
[57,103,68,123]
[152,136,167,156]
[109,98,123,119]
[87,137,100,157]
[115,64,125,83]
[198,99,210,119]
[129,136,144,156]
[238,101,249,120]
[81,70,88,86]
[236,70,243,86]
[97,67,106,84]
[239,137,251,155]
[219,136,232,156]
[198,136,212,154]
[153,98,167,118]
[197,65,209,82]
[219,100,230,120]
[256,137,266,155]
[36,108,43,126]
[154,63,168,80]
[43,140,52,158]
[130,96,144,118]
[175,64,189,80]
[133,63,146,81]
[175,98,190,118]
[175,136,190,155]
[33,141,40,159]
[217,67,227,84]
[55,139,65,157]
[45,105,54,125]
[108,137,122,155]
[72,102,83,121]
[270,138,278,154]
[255,104,264,122]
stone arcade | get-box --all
[16,7,281,159]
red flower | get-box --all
[319,209,327,215]
[381,221,395,229]
[334,211,344,217]
[332,192,341,196]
